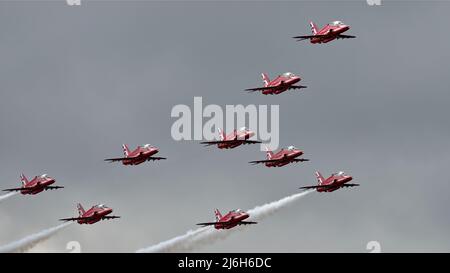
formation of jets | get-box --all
[3,20,358,233]
[197,20,358,230]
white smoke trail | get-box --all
[248,189,314,219]
[138,190,314,253]
[0,222,73,253]
[0,192,18,203]
[136,227,208,253]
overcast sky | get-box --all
[0,1,449,252]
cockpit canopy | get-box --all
[330,21,344,26]
[239,127,248,132]
[143,144,153,149]
[336,171,345,176]
[40,174,48,178]
[232,209,243,213]
[287,146,297,151]
[95,204,107,209]
[282,72,296,78]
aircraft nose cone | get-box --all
[289,77,300,84]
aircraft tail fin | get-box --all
[77,203,86,216]
[310,21,318,35]
[261,73,270,87]
[218,128,225,141]
[264,145,274,160]
[214,209,222,222]
[20,174,28,186]
[315,171,325,185]
[122,144,130,157]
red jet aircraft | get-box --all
[249,145,309,167]
[293,21,356,44]
[197,209,257,230]
[200,127,261,149]
[245,72,307,95]
[300,171,359,192]
[59,203,120,224]
[104,144,166,165]
[2,174,63,195]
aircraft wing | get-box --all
[294,32,355,41]
[200,140,227,146]
[246,84,306,92]
[288,85,307,90]
[249,158,284,164]
[200,140,261,146]
[242,140,262,145]
[2,185,64,192]
[299,183,360,190]
[147,156,167,161]
[292,34,329,41]
[104,157,130,162]
[237,221,258,225]
[250,157,310,164]
[59,216,93,222]
[337,34,356,39]
[105,156,166,162]
[196,222,217,226]
[291,158,310,162]
[102,215,121,220]
[197,221,257,227]
[341,183,360,188]
[59,215,120,222]
[245,86,280,92]
[2,187,25,192]
[292,35,316,41]
[299,184,333,190]
[45,186,64,190]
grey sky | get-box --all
[0,1,449,252]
